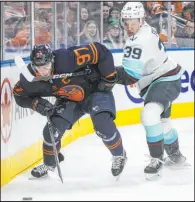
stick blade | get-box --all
[14,55,27,68]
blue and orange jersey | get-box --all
[53,42,116,78]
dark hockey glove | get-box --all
[97,73,118,92]
[31,97,54,116]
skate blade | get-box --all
[145,170,162,181]
[28,173,49,180]
[164,162,191,170]
[115,157,128,181]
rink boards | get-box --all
[1,49,194,187]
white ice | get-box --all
[1,117,194,201]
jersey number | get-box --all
[124,47,142,59]
[73,47,91,66]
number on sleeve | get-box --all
[73,43,98,66]
[73,47,91,66]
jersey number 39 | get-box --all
[124,47,142,59]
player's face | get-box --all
[35,63,52,76]
[123,18,140,36]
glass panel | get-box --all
[1,2,4,60]
[34,2,54,48]
[4,2,31,59]
[56,2,66,48]
[79,2,101,45]
[66,2,78,47]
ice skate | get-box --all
[144,155,163,181]
[111,150,127,180]
[164,150,191,169]
[30,152,64,179]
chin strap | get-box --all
[139,18,144,27]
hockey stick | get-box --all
[162,11,194,28]
[32,69,91,82]
[46,111,64,184]
[14,55,91,82]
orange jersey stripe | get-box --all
[91,43,98,64]
[105,138,121,150]
[105,71,117,78]
[43,149,60,155]
[89,44,96,64]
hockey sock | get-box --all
[103,129,124,156]
[43,141,61,166]
[144,123,164,158]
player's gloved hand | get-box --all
[97,73,118,92]
[55,98,67,107]
[31,97,54,116]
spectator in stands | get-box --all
[4,2,26,19]
[113,2,125,11]
[109,7,121,21]
[9,23,29,49]
[80,20,100,44]
[67,9,77,47]
[145,3,168,33]
[175,2,194,47]
[81,2,101,18]
[80,6,92,32]
[56,15,65,48]
[68,2,77,12]
[103,3,110,36]
[159,17,178,48]
[103,20,124,49]
[4,17,19,40]
[107,2,114,9]
[35,8,53,32]
[34,21,52,45]
[4,15,29,49]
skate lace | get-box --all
[144,154,164,168]
[112,156,124,169]
[36,164,49,174]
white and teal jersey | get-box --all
[122,22,185,94]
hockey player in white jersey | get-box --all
[120,2,189,180]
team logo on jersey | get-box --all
[129,35,137,41]
[1,78,13,144]
[125,84,143,104]
[53,85,85,101]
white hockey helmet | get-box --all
[121,2,145,20]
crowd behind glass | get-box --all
[1,1,194,60]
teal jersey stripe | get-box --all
[142,68,185,99]
[122,59,144,79]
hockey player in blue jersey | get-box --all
[13,43,128,179]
